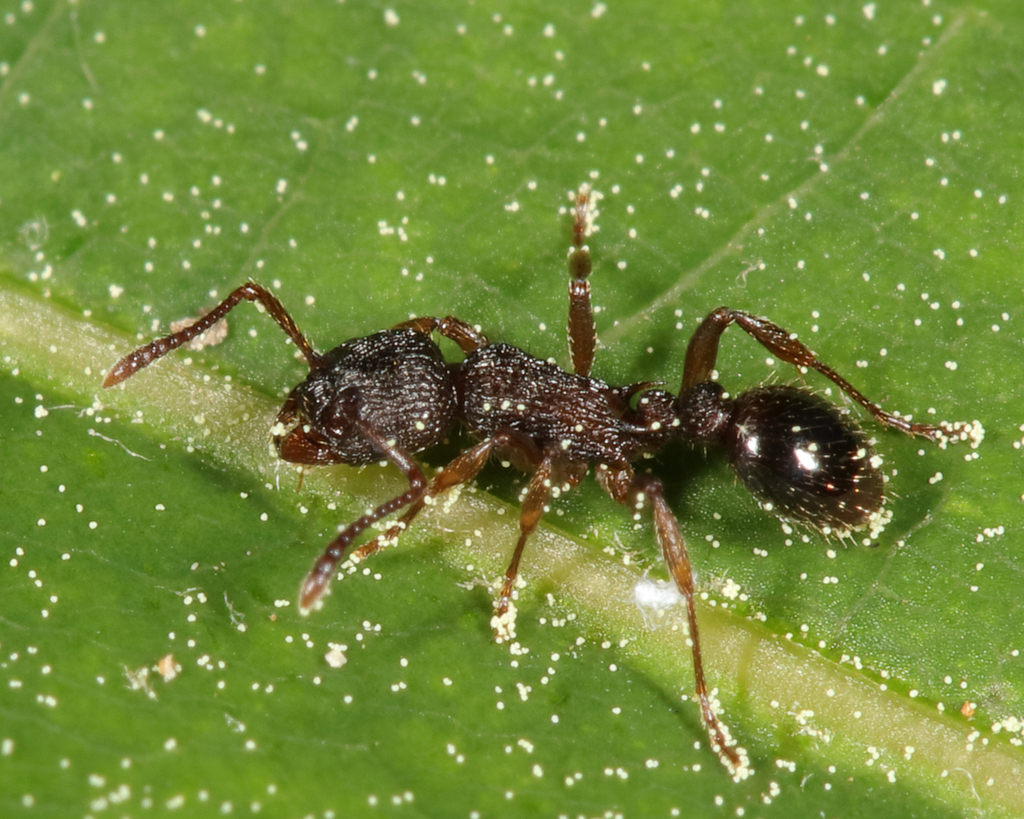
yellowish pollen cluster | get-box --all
[934,418,985,450]
[491,601,518,643]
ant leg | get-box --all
[104,282,320,387]
[345,428,543,569]
[682,307,942,440]
[567,188,596,377]
[596,464,745,774]
[393,316,488,353]
[354,432,556,642]
[298,409,428,613]
[346,434,520,564]
[492,451,556,636]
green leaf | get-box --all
[2,1,1022,816]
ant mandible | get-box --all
[103,185,955,780]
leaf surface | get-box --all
[1,1,1022,816]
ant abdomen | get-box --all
[722,385,885,533]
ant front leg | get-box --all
[393,315,489,354]
[103,282,321,387]
[596,464,748,778]
[299,408,429,613]
[355,429,561,642]
[682,307,942,440]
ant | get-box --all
[103,186,967,780]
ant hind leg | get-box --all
[682,307,942,440]
[597,465,750,779]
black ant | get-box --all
[103,186,968,779]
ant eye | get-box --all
[724,385,884,533]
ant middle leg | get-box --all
[104,281,321,388]
[490,453,587,641]
[567,187,598,377]
[682,307,942,440]
[491,450,554,634]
